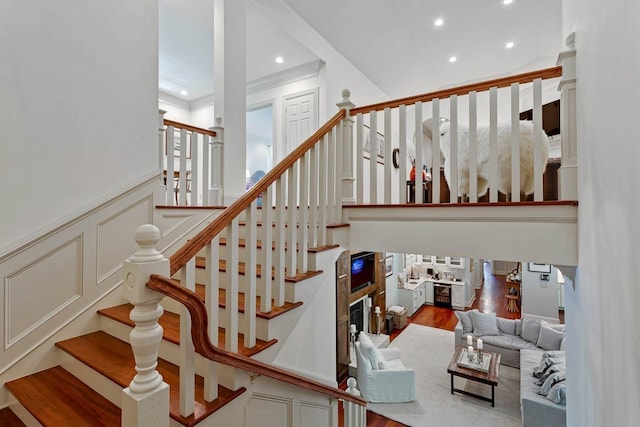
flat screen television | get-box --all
[350,252,376,293]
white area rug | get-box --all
[367,324,521,427]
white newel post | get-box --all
[557,32,577,200]
[344,377,366,427]
[122,225,170,427]
[337,89,356,207]
[209,116,224,205]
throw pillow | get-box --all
[496,317,516,335]
[546,382,567,405]
[454,310,475,334]
[521,318,541,344]
[469,311,500,336]
[533,356,565,378]
[540,370,566,396]
[535,362,566,385]
[358,333,384,370]
[537,322,565,351]
[515,319,522,336]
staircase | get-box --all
[1,61,578,426]
[4,220,352,426]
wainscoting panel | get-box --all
[158,211,197,238]
[300,400,334,427]
[4,235,83,349]
[96,195,153,285]
[245,393,292,427]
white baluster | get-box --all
[432,100,440,204]
[318,135,328,246]
[398,105,407,204]
[368,112,377,204]
[178,128,188,205]
[557,33,577,200]
[244,202,257,348]
[179,257,195,417]
[449,95,459,203]
[327,128,336,221]
[158,110,167,184]
[511,83,521,201]
[202,133,211,205]
[413,101,423,204]
[225,218,239,352]
[286,162,298,278]
[190,132,199,206]
[298,152,309,273]
[122,224,169,427]
[335,122,344,224]
[384,107,392,204]
[274,177,286,306]
[167,126,176,206]
[260,187,273,313]
[533,78,544,201]
[204,238,219,401]
[355,113,364,204]
[468,91,478,203]
[489,87,498,202]
[308,145,319,249]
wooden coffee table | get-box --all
[447,345,501,407]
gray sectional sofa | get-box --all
[520,349,567,427]
[453,310,566,368]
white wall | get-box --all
[0,0,159,253]
[562,1,640,426]
[521,263,560,322]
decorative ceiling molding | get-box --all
[247,59,324,94]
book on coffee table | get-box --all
[457,348,491,372]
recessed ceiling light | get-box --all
[506,41,515,49]
[275,56,284,64]
[503,0,513,4]
[180,90,188,96]
[434,18,444,27]
[449,56,457,63]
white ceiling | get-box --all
[160,0,562,102]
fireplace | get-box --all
[349,299,365,335]
[433,283,452,308]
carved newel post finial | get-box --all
[341,88,351,103]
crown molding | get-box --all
[247,59,324,94]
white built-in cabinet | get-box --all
[398,279,428,316]
[424,281,434,305]
[420,255,466,269]
[451,282,465,309]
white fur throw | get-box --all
[421,118,550,197]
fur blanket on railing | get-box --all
[420,118,550,197]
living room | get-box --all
[344,254,567,426]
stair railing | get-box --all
[159,111,224,207]
[126,93,365,425]
[350,66,565,204]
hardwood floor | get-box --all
[347,261,564,427]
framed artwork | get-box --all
[385,254,394,277]
[363,125,384,164]
[528,263,551,273]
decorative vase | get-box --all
[409,165,427,180]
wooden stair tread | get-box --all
[56,331,245,426]
[98,304,277,357]
[0,408,26,427]
[194,257,322,283]
[193,284,303,319]
[5,366,120,427]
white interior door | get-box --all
[284,88,318,156]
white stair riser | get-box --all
[7,401,40,427]
[58,352,123,408]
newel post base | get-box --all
[557,32,577,200]
[121,224,170,427]
[209,116,224,205]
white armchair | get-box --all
[356,333,416,403]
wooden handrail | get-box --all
[351,66,563,115]
[164,119,217,137]
[168,110,346,276]
[147,275,366,406]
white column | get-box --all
[337,89,356,205]
[214,0,246,205]
[557,32,578,200]
[122,224,169,427]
